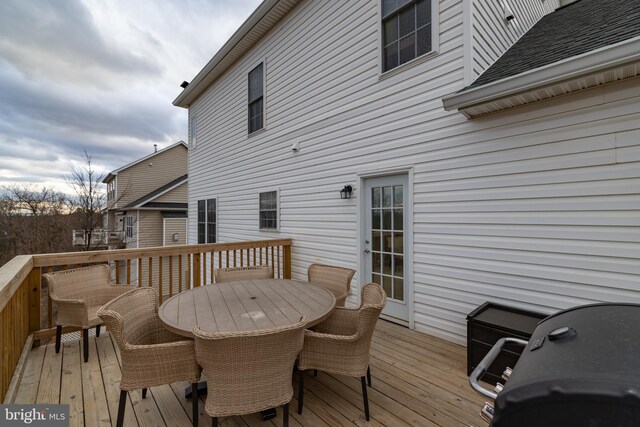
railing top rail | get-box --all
[32,238,292,268]
[0,255,33,313]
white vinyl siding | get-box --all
[470,0,559,81]
[188,0,640,344]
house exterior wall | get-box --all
[469,0,559,82]
[115,144,188,208]
[154,182,188,203]
[164,218,187,246]
[187,0,640,344]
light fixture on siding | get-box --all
[172,233,179,242]
[503,3,515,22]
[340,185,353,199]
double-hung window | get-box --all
[248,63,264,134]
[197,199,216,243]
[382,0,432,72]
[259,191,278,230]
[124,216,133,238]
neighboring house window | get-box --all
[382,0,432,72]
[190,116,197,148]
[198,199,216,243]
[107,181,115,200]
[259,190,278,230]
[248,63,264,134]
[124,216,133,238]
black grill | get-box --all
[470,303,640,427]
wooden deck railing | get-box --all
[0,238,292,402]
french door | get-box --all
[363,174,409,323]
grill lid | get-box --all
[492,303,640,427]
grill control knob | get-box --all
[494,382,504,394]
[502,367,513,380]
[480,402,494,422]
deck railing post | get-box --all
[28,267,41,333]
[283,243,292,280]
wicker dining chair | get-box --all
[307,263,356,307]
[214,265,272,283]
[194,318,308,427]
[297,283,386,421]
[43,264,135,363]
[97,288,202,427]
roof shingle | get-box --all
[467,0,640,90]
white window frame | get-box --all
[247,58,267,137]
[190,115,197,149]
[124,216,134,239]
[258,188,279,231]
[378,0,440,78]
[197,198,217,244]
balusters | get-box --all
[169,256,173,297]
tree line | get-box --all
[0,151,110,267]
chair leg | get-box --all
[361,376,370,421]
[211,417,218,427]
[367,366,372,387]
[283,403,289,427]
[314,369,318,377]
[83,329,89,363]
[96,324,101,337]
[55,325,62,353]
[192,382,199,427]
[297,369,305,414]
[142,388,147,399]
[116,390,127,427]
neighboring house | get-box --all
[103,141,189,287]
[173,0,640,345]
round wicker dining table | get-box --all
[158,279,336,420]
[158,279,336,337]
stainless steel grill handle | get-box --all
[469,337,528,400]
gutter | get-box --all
[442,36,640,112]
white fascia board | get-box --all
[173,0,287,108]
[443,36,640,111]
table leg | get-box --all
[185,381,208,398]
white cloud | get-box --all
[0,0,261,194]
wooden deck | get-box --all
[12,320,485,426]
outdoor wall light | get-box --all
[172,233,179,242]
[340,185,353,199]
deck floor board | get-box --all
[13,321,485,426]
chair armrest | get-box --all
[119,339,201,390]
[314,307,359,335]
[298,330,363,373]
[52,298,89,327]
[304,329,358,343]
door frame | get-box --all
[357,166,415,330]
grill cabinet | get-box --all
[491,303,640,427]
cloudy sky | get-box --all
[0,0,261,193]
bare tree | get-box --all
[66,150,108,251]
[0,185,74,265]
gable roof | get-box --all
[102,141,187,183]
[467,0,640,89]
[443,0,640,116]
[173,0,301,108]
[123,174,188,209]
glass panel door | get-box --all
[364,175,409,322]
